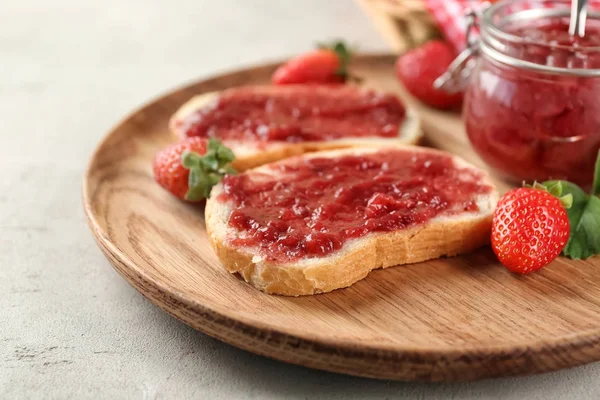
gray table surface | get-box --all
[2,0,599,398]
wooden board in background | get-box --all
[83,55,600,382]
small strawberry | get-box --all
[395,40,463,109]
[153,137,235,201]
[272,41,352,85]
[491,184,572,274]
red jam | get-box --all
[175,85,406,143]
[465,19,600,187]
[218,149,492,262]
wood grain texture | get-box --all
[83,54,600,382]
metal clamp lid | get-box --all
[436,1,600,85]
[434,8,482,93]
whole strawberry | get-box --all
[272,41,351,85]
[395,40,463,109]
[153,137,235,201]
[491,186,571,274]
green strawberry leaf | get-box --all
[317,40,353,79]
[547,181,563,197]
[561,193,573,209]
[186,168,211,201]
[206,172,224,186]
[199,153,219,170]
[332,41,351,72]
[181,139,236,201]
[529,180,572,208]
[565,196,600,259]
[207,137,221,152]
[221,165,237,175]
[181,151,202,169]
[542,150,600,260]
[594,150,600,196]
[216,144,235,165]
[544,180,589,258]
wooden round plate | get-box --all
[83,55,600,382]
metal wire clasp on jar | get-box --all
[438,0,600,188]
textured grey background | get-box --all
[2,0,599,398]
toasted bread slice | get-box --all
[206,146,498,296]
[170,86,422,171]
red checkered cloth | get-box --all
[423,0,600,51]
[423,0,475,51]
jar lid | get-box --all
[436,0,600,92]
[481,1,600,77]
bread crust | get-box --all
[205,147,498,296]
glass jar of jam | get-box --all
[447,0,600,187]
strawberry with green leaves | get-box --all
[492,151,600,273]
[153,137,235,201]
[272,41,352,85]
[492,183,571,274]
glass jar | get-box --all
[456,0,600,187]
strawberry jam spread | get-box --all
[465,19,600,187]
[219,149,492,262]
[176,85,406,143]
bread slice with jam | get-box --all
[205,145,498,296]
[170,85,422,171]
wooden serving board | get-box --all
[83,54,600,382]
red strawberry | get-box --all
[272,41,351,85]
[153,137,208,200]
[153,137,236,201]
[395,40,463,109]
[491,187,571,274]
